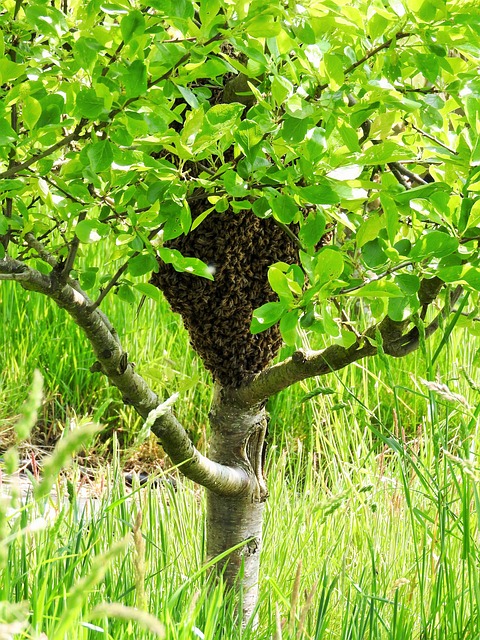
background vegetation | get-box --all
[1,276,479,639]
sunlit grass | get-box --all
[1,280,480,637]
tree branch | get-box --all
[230,279,461,406]
[89,227,161,311]
[339,260,413,295]
[345,32,412,76]
[317,32,412,92]
[409,122,458,156]
[0,255,248,496]
[0,119,88,179]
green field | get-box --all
[1,280,480,639]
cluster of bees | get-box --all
[151,206,299,388]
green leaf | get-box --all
[270,194,299,224]
[350,281,404,298]
[324,53,345,89]
[116,283,136,305]
[234,120,264,159]
[37,95,64,128]
[471,137,480,167]
[76,89,105,119]
[177,84,200,109]
[438,266,480,291]
[252,197,271,218]
[86,141,113,173]
[360,141,415,164]
[323,305,341,338]
[280,309,301,346]
[123,60,147,98]
[301,386,336,402]
[466,199,480,230]
[271,75,293,106]
[362,239,389,268]
[246,15,281,38]
[73,37,104,71]
[159,248,214,280]
[121,10,146,40]
[388,295,420,321]
[315,248,344,285]
[282,116,309,144]
[299,185,340,205]
[356,215,385,248]
[25,4,68,37]
[0,59,26,84]
[394,182,451,204]
[395,274,420,295]
[22,97,42,130]
[79,268,98,290]
[134,282,163,303]
[304,127,327,161]
[268,267,294,302]
[76,220,110,243]
[380,193,399,243]
[250,301,286,334]
[410,231,459,260]
[327,165,363,181]
[299,211,326,249]
[0,119,17,145]
[285,95,314,119]
[223,170,248,197]
[0,215,9,235]
[127,253,158,277]
[206,104,244,127]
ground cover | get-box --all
[1,283,479,638]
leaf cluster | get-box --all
[1,0,480,366]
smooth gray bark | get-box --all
[206,392,268,623]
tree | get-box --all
[1,0,480,625]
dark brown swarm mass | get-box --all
[151,209,298,388]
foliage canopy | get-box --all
[1,0,480,376]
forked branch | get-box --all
[0,254,248,496]
[231,279,463,407]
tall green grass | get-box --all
[0,281,211,447]
[1,279,480,637]
[1,406,479,638]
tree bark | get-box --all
[206,391,268,624]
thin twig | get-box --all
[101,41,124,77]
[317,32,411,92]
[388,163,410,189]
[274,220,305,252]
[24,232,59,268]
[332,299,362,339]
[389,162,428,185]
[346,32,412,74]
[410,122,458,155]
[392,285,463,357]
[340,261,413,295]
[89,227,161,311]
[0,119,88,179]
[400,86,440,94]
[60,211,87,283]
[25,170,89,206]
[91,262,130,311]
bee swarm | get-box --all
[151,208,298,388]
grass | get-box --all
[1,279,480,638]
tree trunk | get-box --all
[206,391,268,624]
